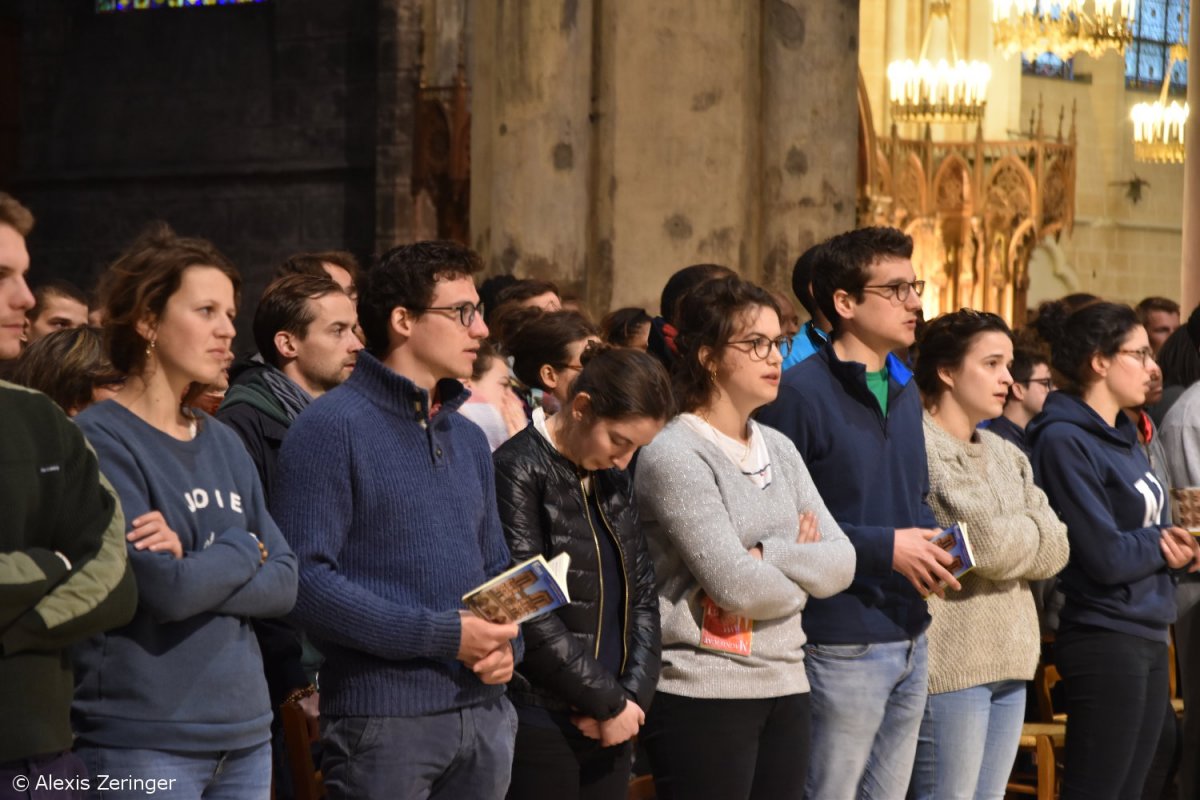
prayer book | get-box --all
[463,553,571,624]
[1170,487,1200,536]
[929,522,975,593]
[699,595,754,657]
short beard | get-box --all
[301,364,350,395]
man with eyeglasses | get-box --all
[272,240,522,800]
[989,348,1055,457]
[758,226,957,800]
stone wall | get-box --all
[471,0,861,317]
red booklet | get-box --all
[699,595,753,657]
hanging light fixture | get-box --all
[991,0,1135,60]
[888,1,992,124]
[1132,43,1189,164]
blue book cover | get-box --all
[462,553,571,624]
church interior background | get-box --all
[0,0,1192,329]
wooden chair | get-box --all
[280,699,325,800]
[1006,663,1066,800]
[628,774,656,800]
[1170,625,1185,719]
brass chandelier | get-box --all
[1132,42,1189,163]
[992,0,1135,60]
[887,1,992,124]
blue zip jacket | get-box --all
[757,346,933,644]
[1027,391,1175,642]
[781,320,829,372]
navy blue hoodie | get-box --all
[1027,391,1174,642]
[757,346,933,644]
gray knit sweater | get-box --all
[923,412,1070,694]
[634,418,856,699]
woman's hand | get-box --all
[127,511,183,559]
[598,700,645,746]
[499,388,528,438]
[573,700,645,747]
[1162,527,1200,571]
[796,511,820,544]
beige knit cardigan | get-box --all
[922,411,1070,694]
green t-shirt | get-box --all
[866,366,889,417]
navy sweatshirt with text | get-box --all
[1027,391,1175,642]
[74,400,298,751]
[757,346,934,644]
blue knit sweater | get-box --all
[272,351,520,717]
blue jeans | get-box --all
[804,634,928,800]
[911,680,1027,800]
[73,741,270,799]
[320,695,517,800]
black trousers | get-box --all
[641,692,811,800]
[1057,625,1170,800]
[506,719,634,800]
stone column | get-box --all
[591,0,760,313]
[760,0,860,291]
[470,0,593,294]
[1181,0,1200,310]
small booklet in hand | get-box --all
[462,553,571,625]
[1170,487,1200,536]
[928,522,975,594]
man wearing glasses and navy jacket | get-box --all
[758,226,959,799]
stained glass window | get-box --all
[96,0,266,11]
[1125,0,1189,92]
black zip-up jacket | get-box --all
[493,424,661,721]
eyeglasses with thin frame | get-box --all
[727,335,794,361]
[1024,378,1055,391]
[1118,348,1155,367]
[862,280,926,304]
[411,301,480,328]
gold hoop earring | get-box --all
[709,366,718,383]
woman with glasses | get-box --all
[504,310,600,415]
[1028,300,1200,800]
[73,226,297,798]
[634,275,855,800]
[909,310,1069,800]
[494,344,672,799]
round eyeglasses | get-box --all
[412,301,480,327]
[728,335,793,361]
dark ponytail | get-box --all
[1033,300,1140,394]
[567,341,675,421]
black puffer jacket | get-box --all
[493,424,661,721]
